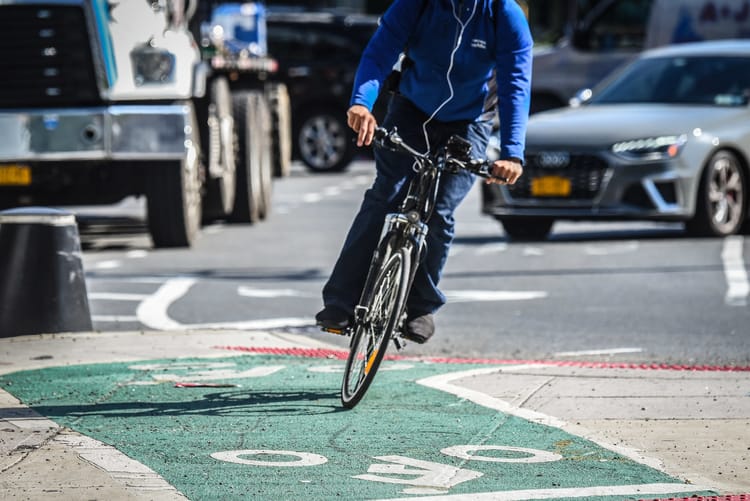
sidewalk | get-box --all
[1,329,748,500]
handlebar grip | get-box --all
[373,127,388,141]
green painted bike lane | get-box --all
[0,354,716,500]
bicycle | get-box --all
[334,126,502,408]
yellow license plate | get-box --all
[0,165,31,186]
[531,175,571,197]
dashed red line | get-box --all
[213,346,750,372]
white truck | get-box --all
[529,0,750,112]
[0,0,283,247]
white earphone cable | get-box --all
[419,0,477,156]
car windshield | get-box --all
[590,55,750,106]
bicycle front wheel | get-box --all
[341,247,411,408]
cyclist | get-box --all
[316,0,532,344]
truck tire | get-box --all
[146,136,203,248]
[255,92,273,220]
[265,82,292,178]
[202,77,237,222]
[230,91,263,223]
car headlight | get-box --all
[130,46,176,85]
[611,134,687,160]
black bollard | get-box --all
[0,207,93,337]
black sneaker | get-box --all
[315,305,351,334]
[402,313,434,344]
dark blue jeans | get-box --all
[322,94,492,317]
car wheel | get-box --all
[498,217,554,241]
[296,107,354,173]
[687,150,746,237]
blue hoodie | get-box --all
[350,0,533,160]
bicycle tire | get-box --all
[341,247,411,408]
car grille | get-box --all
[509,153,608,200]
[0,5,102,108]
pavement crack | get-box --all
[515,376,556,408]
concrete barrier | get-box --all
[0,207,92,337]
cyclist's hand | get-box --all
[347,105,378,147]
[487,158,523,185]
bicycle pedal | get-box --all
[321,326,347,336]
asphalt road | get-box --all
[78,159,750,366]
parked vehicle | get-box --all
[483,40,750,240]
[266,11,380,172]
[528,0,750,113]
[0,0,277,248]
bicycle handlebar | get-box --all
[373,127,506,182]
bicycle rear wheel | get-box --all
[341,247,410,408]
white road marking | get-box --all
[722,235,749,306]
[553,347,643,357]
[186,318,313,330]
[440,445,561,464]
[89,292,149,301]
[303,193,323,203]
[92,315,139,322]
[417,367,667,470]
[476,242,508,255]
[93,260,121,270]
[237,287,305,298]
[135,277,196,330]
[445,290,547,302]
[382,482,709,501]
[448,245,466,257]
[125,250,148,259]
[323,186,342,197]
[133,279,315,330]
[355,455,483,495]
[55,432,186,499]
[521,247,544,256]
[211,450,328,467]
[135,279,547,330]
[584,241,639,256]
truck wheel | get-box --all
[265,82,292,178]
[146,143,203,248]
[230,91,263,223]
[255,93,274,220]
[202,77,237,221]
[296,106,354,173]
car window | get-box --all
[591,55,750,105]
[267,24,371,64]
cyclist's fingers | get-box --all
[358,116,376,146]
[487,160,522,185]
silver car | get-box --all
[482,40,750,240]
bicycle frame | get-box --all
[340,127,497,408]
[355,128,490,339]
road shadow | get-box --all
[453,223,688,246]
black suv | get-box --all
[266,11,379,172]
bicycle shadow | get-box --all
[5,388,346,421]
